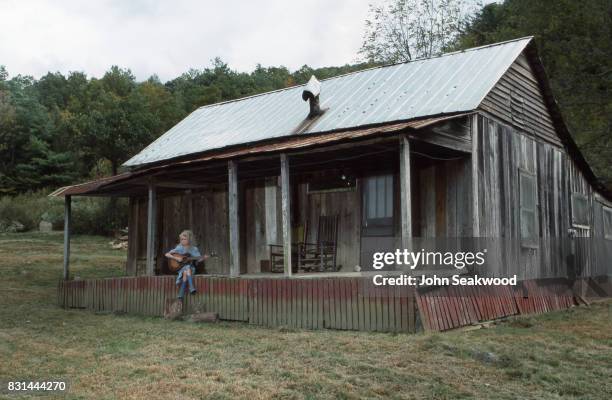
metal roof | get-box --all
[123,37,533,167]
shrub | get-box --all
[0,191,128,236]
[70,197,129,236]
[0,191,54,231]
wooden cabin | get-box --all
[53,37,612,332]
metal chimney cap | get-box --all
[302,75,321,101]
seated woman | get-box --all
[165,230,208,299]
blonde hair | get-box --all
[179,230,197,246]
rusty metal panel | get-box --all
[48,172,135,197]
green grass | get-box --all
[1,232,611,399]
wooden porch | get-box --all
[119,117,474,278]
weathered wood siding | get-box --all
[476,50,612,280]
[297,182,361,271]
[472,113,611,279]
[417,158,472,237]
[419,117,472,152]
[128,185,231,276]
[189,187,230,274]
[592,198,612,277]
[243,178,282,273]
[127,196,156,276]
[160,193,194,272]
[127,177,362,275]
[480,53,561,147]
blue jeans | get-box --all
[177,266,196,298]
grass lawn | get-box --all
[0,232,611,399]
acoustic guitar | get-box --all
[168,251,217,273]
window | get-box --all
[363,174,394,236]
[571,192,589,228]
[519,170,538,247]
[603,207,612,240]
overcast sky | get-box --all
[1,0,492,82]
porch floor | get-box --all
[210,268,463,279]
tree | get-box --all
[0,72,79,193]
[36,72,70,109]
[137,77,183,133]
[77,68,159,176]
[0,76,17,193]
[359,0,477,63]
[0,66,8,82]
[454,0,612,190]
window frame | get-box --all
[571,192,590,229]
[362,173,394,237]
[603,206,612,240]
[519,168,539,248]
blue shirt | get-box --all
[169,244,201,285]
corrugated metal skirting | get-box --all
[57,276,417,333]
[58,275,606,333]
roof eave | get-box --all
[124,111,474,172]
[521,40,612,201]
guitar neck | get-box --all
[184,254,213,260]
[179,253,216,262]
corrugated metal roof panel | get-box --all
[124,37,532,167]
[48,172,135,197]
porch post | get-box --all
[146,179,157,276]
[400,136,413,249]
[471,114,481,236]
[280,153,292,276]
[228,160,240,277]
[63,195,71,280]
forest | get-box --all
[0,0,609,234]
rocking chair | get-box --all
[297,215,339,272]
[268,224,305,273]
